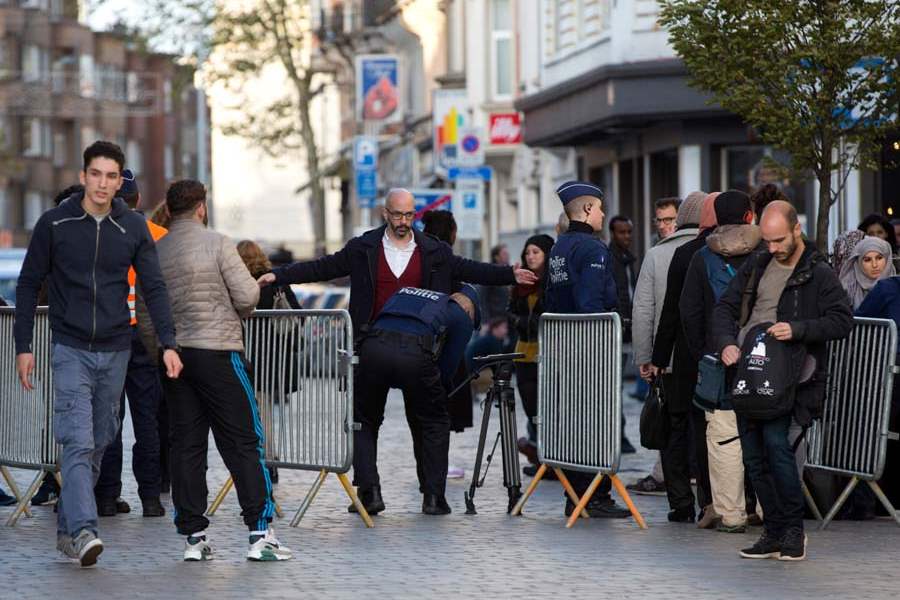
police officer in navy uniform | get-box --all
[544,181,631,519]
[354,285,481,515]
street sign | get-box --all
[354,136,378,169]
[456,126,484,167]
[408,188,455,231]
[354,135,379,208]
[448,166,492,181]
[454,178,483,241]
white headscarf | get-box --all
[839,236,895,308]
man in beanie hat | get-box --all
[651,192,719,527]
[679,190,762,532]
[628,192,706,503]
[544,181,631,519]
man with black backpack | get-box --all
[712,201,853,561]
[680,190,761,532]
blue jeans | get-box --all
[737,413,804,535]
[52,343,130,538]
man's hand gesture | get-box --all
[513,263,538,285]
[257,273,276,288]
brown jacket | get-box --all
[139,218,258,353]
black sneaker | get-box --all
[347,485,385,515]
[739,530,782,559]
[142,496,166,517]
[778,526,807,561]
[626,475,666,496]
[31,474,60,506]
[565,497,631,519]
[0,487,17,507]
[621,437,637,454]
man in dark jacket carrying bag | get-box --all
[712,201,853,562]
[258,188,536,514]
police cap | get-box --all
[556,181,603,206]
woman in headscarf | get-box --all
[508,234,554,475]
[838,236,895,309]
[831,230,865,275]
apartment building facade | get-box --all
[0,0,210,246]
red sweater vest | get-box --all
[372,244,423,319]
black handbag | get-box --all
[639,377,669,450]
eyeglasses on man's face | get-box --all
[654,217,676,225]
[385,208,416,221]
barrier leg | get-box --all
[553,468,590,520]
[565,473,604,529]
[336,473,374,528]
[801,480,823,522]
[290,469,328,527]
[5,471,43,527]
[820,476,859,530]
[866,480,900,527]
[271,494,284,519]
[609,474,648,530]
[206,476,234,516]
[1,466,33,519]
[510,464,546,516]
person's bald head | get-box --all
[385,188,414,212]
[383,188,416,241]
[761,200,798,229]
[760,200,802,264]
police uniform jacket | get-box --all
[372,287,475,388]
[544,221,618,314]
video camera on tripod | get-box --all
[449,352,525,515]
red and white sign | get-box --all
[489,113,522,145]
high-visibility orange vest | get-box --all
[129,220,168,325]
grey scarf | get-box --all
[838,236,895,308]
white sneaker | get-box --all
[184,534,214,561]
[247,528,292,561]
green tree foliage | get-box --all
[659,0,900,250]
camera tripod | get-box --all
[449,352,524,514]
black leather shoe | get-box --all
[422,494,451,515]
[565,497,631,519]
[667,507,696,523]
[347,485,385,515]
[97,497,118,517]
[142,496,166,517]
[116,498,131,514]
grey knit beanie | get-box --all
[676,190,707,228]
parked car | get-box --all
[0,248,27,305]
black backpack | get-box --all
[730,322,807,421]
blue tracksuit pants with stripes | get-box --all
[161,347,276,535]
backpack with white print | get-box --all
[730,322,807,421]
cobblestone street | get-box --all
[2,384,898,600]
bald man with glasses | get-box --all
[259,188,536,514]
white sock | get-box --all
[189,530,207,540]
[249,530,268,538]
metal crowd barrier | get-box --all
[806,316,900,529]
[0,307,60,526]
[511,313,646,528]
[206,309,372,527]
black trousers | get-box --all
[95,328,163,501]
[515,362,538,444]
[354,330,450,497]
[161,348,275,535]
